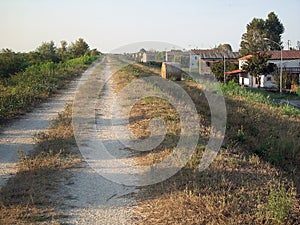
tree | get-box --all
[211,60,238,82]
[57,40,69,62]
[240,12,284,56]
[240,18,268,56]
[0,49,27,78]
[155,51,165,62]
[69,38,90,58]
[139,48,146,53]
[241,52,275,86]
[36,41,58,63]
[265,12,284,50]
[217,44,233,52]
[89,48,101,56]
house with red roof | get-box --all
[226,50,300,89]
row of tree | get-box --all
[0,38,101,78]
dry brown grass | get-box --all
[133,150,299,225]
[0,104,80,224]
[112,62,300,224]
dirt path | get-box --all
[0,63,101,187]
[58,57,138,224]
[0,57,138,224]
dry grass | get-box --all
[129,97,181,166]
[0,104,80,224]
[112,62,300,224]
[133,150,298,225]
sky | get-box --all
[0,0,299,53]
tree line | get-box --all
[0,38,100,79]
[0,38,100,120]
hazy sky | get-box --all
[1,0,299,53]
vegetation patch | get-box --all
[0,39,100,123]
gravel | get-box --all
[57,57,138,224]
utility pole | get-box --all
[189,52,191,73]
[165,48,168,62]
[199,54,201,74]
[223,54,226,83]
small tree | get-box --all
[36,41,58,63]
[57,40,69,62]
[217,43,233,52]
[139,48,146,53]
[0,49,27,78]
[155,51,165,62]
[68,38,90,58]
[211,60,238,82]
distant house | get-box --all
[192,49,239,74]
[141,52,156,63]
[227,50,300,89]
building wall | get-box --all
[239,59,248,70]
[142,52,156,62]
[268,59,300,68]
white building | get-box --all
[231,50,300,89]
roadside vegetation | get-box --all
[112,61,300,224]
[0,39,100,123]
[0,104,80,224]
[221,81,300,116]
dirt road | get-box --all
[0,57,138,224]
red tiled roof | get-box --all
[239,50,300,61]
[238,55,253,60]
[269,50,300,60]
[225,69,245,75]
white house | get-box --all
[229,50,300,89]
[237,55,277,88]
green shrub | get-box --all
[258,186,293,224]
